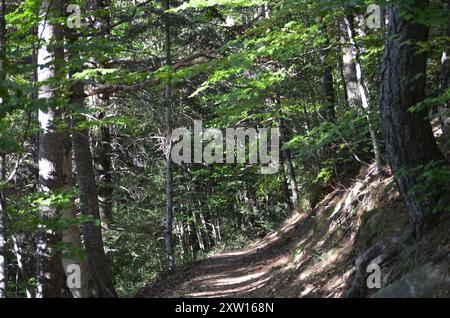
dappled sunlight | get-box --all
[140,162,422,298]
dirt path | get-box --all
[137,169,403,298]
[137,173,385,298]
[138,164,450,299]
[139,212,317,298]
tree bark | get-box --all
[198,207,211,251]
[320,52,336,123]
[35,0,65,298]
[61,130,93,298]
[279,151,292,211]
[164,0,175,271]
[94,116,113,227]
[11,235,32,297]
[340,13,382,171]
[380,1,448,237]
[71,80,117,297]
[0,0,7,299]
[276,95,299,209]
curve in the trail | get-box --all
[138,164,450,299]
[138,177,375,299]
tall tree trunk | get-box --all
[198,209,211,251]
[284,148,299,208]
[94,114,113,227]
[89,0,114,228]
[193,213,205,252]
[61,131,93,298]
[62,22,104,298]
[63,2,117,297]
[209,214,219,247]
[0,0,7,299]
[205,179,220,246]
[320,52,336,123]
[71,80,117,297]
[164,0,175,271]
[35,0,65,298]
[340,13,382,171]
[380,1,448,238]
[182,210,195,259]
[279,151,292,211]
[276,95,299,209]
[191,181,211,250]
[11,235,32,297]
[175,221,185,259]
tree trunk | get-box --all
[164,0,175,271]
[0,0,6,299]
[279,150,292,211]
[380,1,448,237]
[175,221,185,259]
[62,3,117,297]
[11,235,32,297]
[183,210,195,259]
[192,209,205,252]
[320,52,336,123]
[276,95,299,209]
[60,130,93,298]
[209,215,219,247]
[35,0,65,298]
[340,13,382,171]
[71,80,117,297]
[88,0,114,228]
[94,115,113,227]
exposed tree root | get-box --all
[344,233,412,298]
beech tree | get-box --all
[339,11,382,171]
[35,0,65,298]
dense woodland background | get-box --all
[0,0,449,298]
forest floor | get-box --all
[138,163,450,298]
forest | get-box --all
[0,0,449,300]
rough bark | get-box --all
[60,131,93,298]
[71,80,117,297]
[35,0,65,298]
[380,1,448,237]
[94,116,113,226]
[88,0,114,228]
